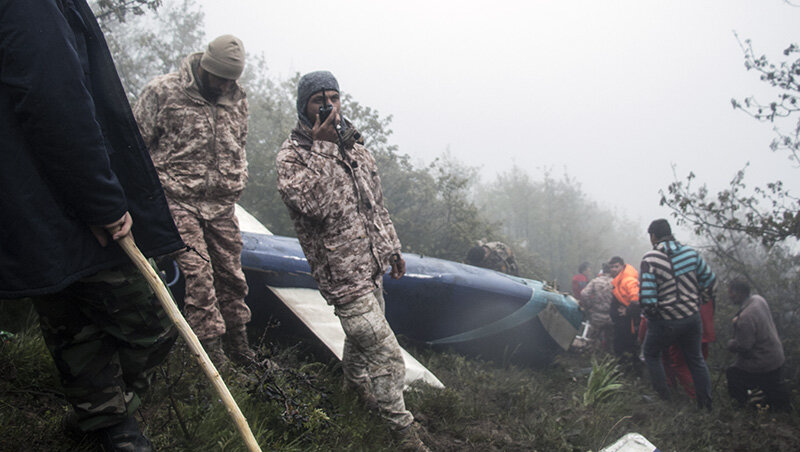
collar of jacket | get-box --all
[179,52,244,107]
[654,239,680,256]
[735,294,757,318]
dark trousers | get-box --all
[727,365,790,411]
[31,262,177,431]
[643,313,712,409]
[612,315,635,356]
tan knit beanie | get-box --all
[200,34,245,80]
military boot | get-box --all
[224,325,256,366]
[392,421,431,452]
[200,336,231,371]
[95,416,154,452]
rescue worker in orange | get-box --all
[608,256,640,366]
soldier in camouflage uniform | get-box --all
[1,1,185,449]
[134,35,254,367]
[465,240,520,275]
[578,264,615,351]
[276,71,429,451]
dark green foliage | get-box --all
[583,356,624,407]
[3,298,800,451]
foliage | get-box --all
[583,356,624,407]
[658,18,800,401]
[100,0,647,279]
[690,227,800,378]
[477,166,650,286]
[101,0,206,103]
[237,65,299,235]
[4,306,800,452]
[93,0,161,23]
[661,34,800,246]
[381,151,498,262]
[661,165,800,246]
[239,82,500,263]
[732,34,800,163]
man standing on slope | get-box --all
[134,35,254,368]
[608,256,640,365]
[276,71,429,452]
[639,219,715,410]
[1,0,184,449]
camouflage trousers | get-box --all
[334,286,414,431]
[171,205,250,340]
[31,262,177,431]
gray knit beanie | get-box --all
[297,70,339,126]
[200,35,245,80]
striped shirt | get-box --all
[639,240,716,320]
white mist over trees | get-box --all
[97,0,684,289]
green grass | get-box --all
[2,300,800,451]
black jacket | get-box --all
[0,0,183,298]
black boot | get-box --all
[201,336,231,371]
[224,325,256,366]
[96,416,153,452]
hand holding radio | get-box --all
[311,102,340,143]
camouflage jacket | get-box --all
[133,53,248,219]
[480,241,519,275]
[276,124,402,305]
[579,275,613,326]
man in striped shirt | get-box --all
[639,219,716,410]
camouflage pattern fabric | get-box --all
[579,275,614,328]
[133,52,248,220]
[171,203,250,340]
[133,52,251,340]
[334,286,414,431]
[479,241,519,276]
[276,124,402,305]
[30,262,177,432]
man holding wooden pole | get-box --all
[0,1,185,449]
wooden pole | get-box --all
[118,235,261,452]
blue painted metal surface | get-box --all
[240,232,582,365]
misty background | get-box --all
[198,0,800,224]
[100,0,799,290]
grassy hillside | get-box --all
[1,300,798,451]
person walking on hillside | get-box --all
[608,256,640,365]
[134,35,254,367]
[1,0,184,449]
[465,241,520,276]
[639,219,716,410]
[276,71,429,451]
[726,276,790,411]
